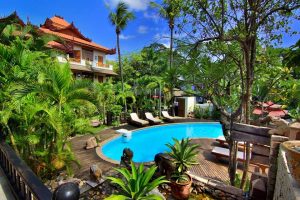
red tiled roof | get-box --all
[47,41,72,52]
[50,16,70,28]
[40,16,116,54]
[268,110,288,117]
[253,107,288,117]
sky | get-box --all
[0,0,300,61]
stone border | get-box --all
[273,147,300,200]
[189,173,244,200]
[96,122,222,165]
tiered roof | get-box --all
[40,16,115,54]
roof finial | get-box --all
[54,15,64,19]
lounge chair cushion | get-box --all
[212,146,251,161]
[145,112,162,124]
[162,111,173,119]
[130,113,149,126]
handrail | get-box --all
[0,141,52,200]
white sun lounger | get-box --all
[145,112,162,124]
[212,146,251,161]
[161,111,181,122]
[216,136,253,147]
[130,113,149,127]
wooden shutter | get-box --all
[73,50,81,62]
[97,56,103,66]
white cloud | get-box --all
[106,0,150,11]
[143,12,160,23]
[154,33,170,48]
[119,34,135,40]
[138,25,148,34]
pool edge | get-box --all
[97,121,222,165]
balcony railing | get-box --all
[0,141,52,200]
[96,63,110,68]
[69,57,81,63]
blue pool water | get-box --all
[101,123,223,163]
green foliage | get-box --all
[0,20,96,178]
[233,173,250,192]
[166,138,199,183]
[211,108,221,120]
[108,2,135,34]
[289,107,300,121]
[106,162,168,200]
[194,107,210,119]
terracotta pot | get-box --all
[170,173,192,200]
[282,140,300,185]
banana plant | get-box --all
[106,162,168,200]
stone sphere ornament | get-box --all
[53,182,80,200]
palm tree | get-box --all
[21,64,94,114]
[116,83,136,112]
[146,76,164,117]
[93,80,115,123]
[150,0,181,70]
[108,2,135,112]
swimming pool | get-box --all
[100,122,223,163]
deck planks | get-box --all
[70,122,248,184]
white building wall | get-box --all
[93,50,106,67]
[55,45,113,83]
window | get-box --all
[69,50,81,63]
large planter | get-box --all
[170,173,192,200]
[282,140,300,185]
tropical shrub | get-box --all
[0,21,95,178]
[166,138,200,183]
[106,162,168,200]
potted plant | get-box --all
[106,162,168,200]
[166,138,200,200]
[282,140,300,185]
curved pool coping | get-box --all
[96,122,222,165]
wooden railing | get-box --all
[0,141,52,200]
[96,63,110,68]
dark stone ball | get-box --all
[53,182,80,200]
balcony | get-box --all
[95,63,113,70]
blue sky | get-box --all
[0,0,300,61]
[0,0,170,60]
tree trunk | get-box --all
[6,125,20,155]
[240,37,256,188]
[169,24,175,116]
[229,139,238,186]
[170,25,174,70]
[240,142,251,189]
[159,83,162,117]
[117,32,127,112]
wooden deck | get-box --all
[70,125,137,179]
[70,122,246,183]
[189,139,232,183]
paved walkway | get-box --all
[0,167,16,200]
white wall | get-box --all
[93,50,106,67]
[178,97,196,117]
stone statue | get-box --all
[268,116,290,137]
[154,153,176,180]
[90,163,102,182]
[120,148,133,169]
